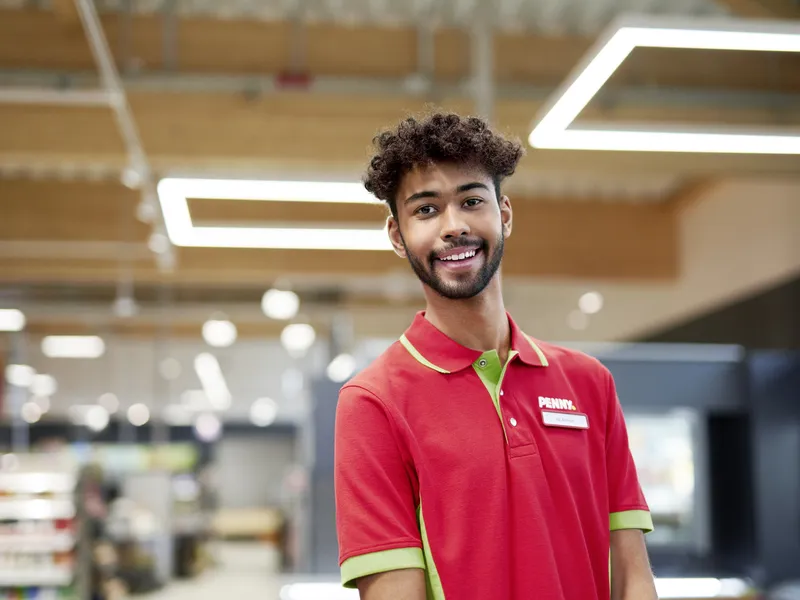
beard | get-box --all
[403,232,504,300]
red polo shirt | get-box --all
[334,311,652,600]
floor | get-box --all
[140,542,357,600]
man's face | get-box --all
[387,162,512,300]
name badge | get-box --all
[542,411,589,430]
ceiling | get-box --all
[4,0,730,32]
[0,0,799,357]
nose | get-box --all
[440,205,470,239]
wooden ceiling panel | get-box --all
[0,105,122,156]
[177,18,291,73]
[0,180,146,242]
[187,198,387,225]
[609,47,800,92]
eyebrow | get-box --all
[404,182,491,205]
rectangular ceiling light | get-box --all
[157,178,393,251]
[41,336,105,359]
[528,15,800,154]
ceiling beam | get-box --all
[715,0,800,18]
[1,94,799,179]
[1,9,799,90]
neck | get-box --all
[423,276,511,362]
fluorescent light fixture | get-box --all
[279,583,358,600]
[529,16,800,154]
[655,577,750,598]
[41,336,105,359]
[157,178,393,251]
[0,309,25,332]
[193,353,232,411]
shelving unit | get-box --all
[0,453,86,600]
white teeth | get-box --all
[441,250,477,261]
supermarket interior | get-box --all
[0,0,799,599]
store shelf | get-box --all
[0,532,75,552]
[0,499,76,520]
[0,565,73,586]
[0,473,76,495]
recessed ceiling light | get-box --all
[326,353,357,383]
[568,310,589,331]
[250,397,278,428]
[127,403,151,427]
[5,364,35,388]
[262,289,300,320]
[30,374,57,397]
[21,402,42,424]
[578,291,604,315]
[202,318,237,348]
[280,323,316,357]
[0,309,26,332]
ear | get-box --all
[500,195,512,239]
[387,216,407,258]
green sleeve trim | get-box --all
[418,504,447,600]
[341,547,426,589]
[399,334,450,374]
[610,510,654,533]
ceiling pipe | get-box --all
[72,0,176,273]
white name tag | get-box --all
[542,411,589,430]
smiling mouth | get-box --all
[437,248,479,262]
[435,248,482,270]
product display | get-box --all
[0,454,81,600]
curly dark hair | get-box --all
[363,111,525,217]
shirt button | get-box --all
[478,359,487,368]
[509,418,518,427]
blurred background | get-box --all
[0,0,799,599]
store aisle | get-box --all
[141,542,282,600]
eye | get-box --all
[415,205,437,216]
[464,197,484,208]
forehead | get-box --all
[398,162,493,198]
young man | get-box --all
[334,112,657,600]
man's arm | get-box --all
[610,529,658,600]
[335,385,426,593]
[356,569,427,600]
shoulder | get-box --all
[539,340,610,375]
[533,338,614,394]
[339,340,418,407]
